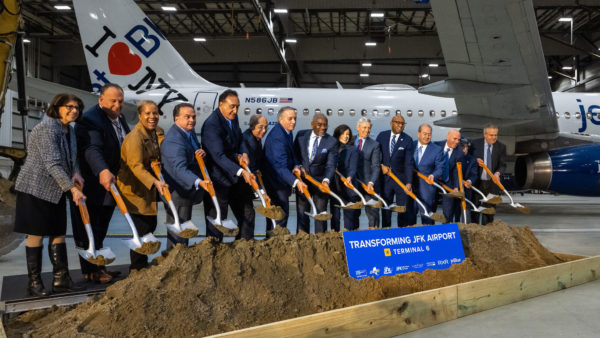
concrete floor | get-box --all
[1,193,600,336]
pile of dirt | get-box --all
[6,221,568,337]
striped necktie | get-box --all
[390,135,397,157]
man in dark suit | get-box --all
[470,124,507,225]
[354,117,382,227]
[435,129,465,223]
[294,113,338,233]
[456,138,478,223]
[201,89,255,240]
[263,107,307,230]
[409,124,444,225]
[376,115,414,228]
[160,103,210,247]
[238,114,268,239]
[71,83,129,283]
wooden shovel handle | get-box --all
[74,183,90,224]
[477,159,505,190]
[456,162,467,211]
[294,170,312,199]
[336,170,355,190]
[415,170,434,185]
[302,168,331,194]
[194,153,216,196]
[110,184,129,215]
[237,155,260,191]
[150,161,172,201]
[382,165,418,201]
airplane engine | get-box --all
[515,144,600,196]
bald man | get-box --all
[435,129,465,223]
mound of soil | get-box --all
[6,221,568,337]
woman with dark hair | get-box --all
[116,100,166,271]
[15,93,86,296]
[330,124,360,231]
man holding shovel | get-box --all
[353,117,382,228]
[470,124,507,225]
[160,103,210,248]
[436,129,465,223]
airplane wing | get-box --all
[421,0,558,143]
[8,77,138,124]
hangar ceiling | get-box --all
[17,0,600,91]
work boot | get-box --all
[48,243,85,293]
[25,246,49,297]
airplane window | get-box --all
[587,112,592,119]
[326,109,333,116]
[303,108,309,116]
[349,109,356,116]
[575,112,581,119]
[395,110,401,116]
[338,109,344,116]
[372,109,379,116]
[418,110,424,117]
[452,110,457,116]
[555,112,560,118]
[244,107,251,115]
[564,112,570,119]
[315,108,321,114]
[268,108,274,115]
[384,110,390,116]
[256,108,262,114]
[429,110,435,117]
[361,109,367,116]
[441,110,446,117]
[407,110,413,117]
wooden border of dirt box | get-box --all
[211,255,600,337]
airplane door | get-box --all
[193,91,219,118]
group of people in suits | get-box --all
[13,85,506,296]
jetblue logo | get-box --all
[84,18,187,114]
[577,99,600,133]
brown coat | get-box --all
[117,122,164,215]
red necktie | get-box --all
[358,138,363,151]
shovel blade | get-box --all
[208,216,239,237]
[483,194,502,205]
[256,205,285,221]
[448,191,465,199]
[83,247,116,266]
[125,234,161,255]
[365,199,382,208]
[314,212,333,221]
[167,222,198,239]
[387,204,406,213]
[478,207,496,215]
[513,204,530,214]
[428,212,447,224]
[342,201,364,210]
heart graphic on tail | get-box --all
[108,42,142,76]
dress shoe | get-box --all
[83,270,113,284]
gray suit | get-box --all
[354,137,382,227]
[15,117,78,203]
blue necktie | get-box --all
[485,144,492,180]
[310,136,320,162]
[443,148,450,182]
[227,120,232,130]
[390,135,397,157]
[189,133,199,150]
[417,145,423,165]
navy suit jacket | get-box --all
[470,138,507,178]
[294,130,338,182]
[75,104,130,205]
[434,141,466,189]
[413,141,444,202]
[200,108,243,187]
[355,137,382,186]
[334,144,359,197]
[240,129,264,173]
[263,123,298,191]
[376,131,414,184]
[161,125,203,198]
[463,153,479,185]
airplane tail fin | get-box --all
[73,0,218,92]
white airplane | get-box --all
[23,0,600,196]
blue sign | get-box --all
[342,224,465,279]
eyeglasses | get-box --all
[61,105,80,111]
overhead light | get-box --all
[193,37,206,42]
[362,62,372,67]
[548,76,552,79]
[360,73,370,77]
[370,12,384,18]
[562,66,573,70]
[161,6,177,11]
[22,38,31,43]
[558,17,573,22]
[274,8,288,14]
[428,63,439,67]
[285,38,297,44]
[365,42,377,47]
[54,5,71,10]
[421,74,429,78]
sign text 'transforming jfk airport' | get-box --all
[342,224,465,279]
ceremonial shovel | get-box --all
[151,161,199,239]
[356,179,405,212]
[301,168,362,210]
[194,153,239,236]
[335,170,378,207]
[294,170,332,221]
[237,156,285,221]
[415,170,464,199]
[477,159,530,214]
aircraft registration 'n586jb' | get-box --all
[66,0,600,195]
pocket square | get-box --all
[321,149,328,153]
[397,147,404,150]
